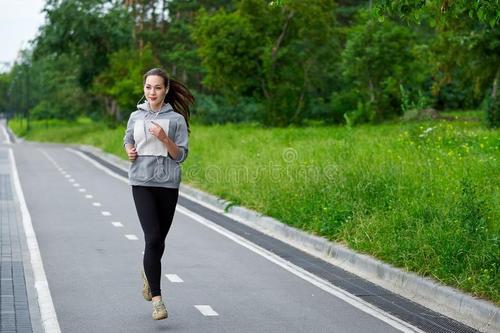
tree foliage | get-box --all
[377,0,500,127]
[0,0,497,127]
[341,10,425,122]
[193,0,339,126]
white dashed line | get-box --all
[68,179,75,183]
[165,274,183,283]
[85,194,93,199]
[101,211,111,216]
[64,175,71,178]
[125,234,138,240]
[111,222,124,227]
[195,305,218,317]
[73,183,80,187]
[79,188,86,192]
[92,202,102,207]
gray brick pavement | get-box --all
[0,148,33,333]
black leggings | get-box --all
[132,185,179,297]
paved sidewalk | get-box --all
[0,147,41,333]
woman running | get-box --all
[123,68,193,320]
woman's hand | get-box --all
[149,121,180,159]
[125,145,138,161]
[149,121,168,142]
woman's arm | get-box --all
[123,114,137,161]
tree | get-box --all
[35,0,133,90]
[192,8,262,98]
[11,50,87,121]
[193,0,339,126]
[376,1,499,28]
[141,0,235,91]
[340,10,425,122]
[377,0,500,126]
[0,73,12,117]
[93,45,157,121]
[31,0,134,119]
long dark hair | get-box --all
[143,68,194,133]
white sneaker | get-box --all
[152,299,168,320]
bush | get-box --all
[435,80,481,111]
[192,93,264,125]
[30,101,79,121]
[330,89,360,123]
[344,101,376,126]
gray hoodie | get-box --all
[123,102,189,188]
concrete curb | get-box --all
[74,144,499,333]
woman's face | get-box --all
[144,75,167,110]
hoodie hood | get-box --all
[137,102,173,114]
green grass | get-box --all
[9,117,126,156]
[9,114,500,303]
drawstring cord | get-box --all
[137,156,167,183]
[143,104,160,139]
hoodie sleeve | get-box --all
[173,116,189,163]
[123,112,136,147]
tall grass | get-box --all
[9,115,499,303]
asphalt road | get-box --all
[1,124,415,333]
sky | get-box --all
[0,0,46,71]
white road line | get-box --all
[70,147,423,333]
[125,234,138,240]
[73,183,80,187]
[67,148,129,183]
[8,148,61,333]
[177,206,424,333]
[195,305,219,317]
[92,202,101,207]
[64,174,71,178]
[111,222,124,227]
[68,179,75,183]
[165,274,183,283]
[79,188,86,192]
[101,211,111,216]
[40,149,62,171]
[85,194,93,199]
[1,123,11,144]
